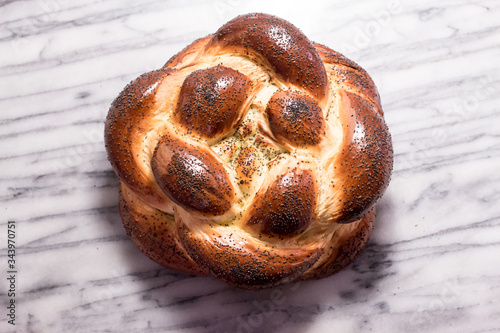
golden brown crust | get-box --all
[207,13,329,104]
[245,167,317,237]
[315,42,382,113]
[332,92,393,223]
[266,90,325,147]
[300,208,375,280]
[105,69,176,212]
[119,183,207,275]
[105,13,393,289]
[152,134,235,216]
[174,65,252,139]
[164,36,212,69]
[176,209,325,289]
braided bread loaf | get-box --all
[105,13,393,289]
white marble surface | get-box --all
[1,0,500,332]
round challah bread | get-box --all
[105,13,393,289]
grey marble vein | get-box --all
[1,0,500,332]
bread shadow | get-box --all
[104,194,395,333]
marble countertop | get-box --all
[1,0,499,332]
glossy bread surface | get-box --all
[105,13,393,289]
